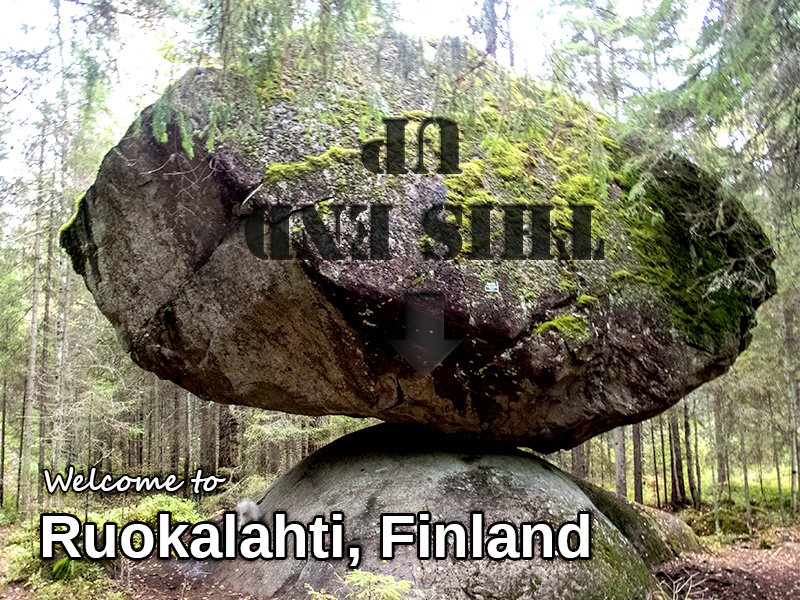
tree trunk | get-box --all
[714,389,727,485]
[37,203,56,507]
[651,419,661,508]
[571,443,587,479]
[599,436,605,488]
[153,375,161,477]
[138,401,144,472]
[87,395,92,472]
[659,414,668,504]
[219,405,238,470]
[146,388,152,475]
[709,406,721,535]
[694,393,702,506]
[768,391,786,524]
[782,295,799,518]
[724,419,733,503]
[214,403,220,474]
[632,422,643,504]
[614,426,627,498]
[669,410,687,505]
[790,393,797,520]
[757,442,765,504]
[793,377,800,520]
[184,392,192,498]
[50,256,71,483]
[739,419,752,535]
[585,437,592,482]
[172,388,180,473]
[16,395,27,511]
[105,428,113,474]
[0,379,6,507]
[502,1,514,66]
[587,0,605,105]
[482,0,498,57]
[21,127,46,515]
[684,400,698,508]
[199,402,217,475]
[669,414,678,507]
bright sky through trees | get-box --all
[0,0,711,183]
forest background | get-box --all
[0,0,799,596]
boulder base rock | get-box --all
[188,424,687,600]
[60,39,776,449]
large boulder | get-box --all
[60,38,775,449]
[191,424,665,600]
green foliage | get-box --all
[302,570,424,600]
[343,569,424,600]
[91,493,202,530]
[149,85,200,158]
[306,583,339,600]
[24,571,124,600]
[203,0,390,79]
[50,556,107,583]
[681,507,751,537]
[51,556,74,581]
[6,543,41,583]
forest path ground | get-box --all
[656,527,800,600]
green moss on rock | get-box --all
[572,476,700,566]
[262,147,360,186]
[577,294,599,308]
[533,314,589,341]
[400,109,430,121]
[621,156,774,353]
[443,160,496,205]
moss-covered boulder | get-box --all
[190,424,662,600]
[570,477,700,566]
[60,36,775,450]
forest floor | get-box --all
[1,526,800,599]
[655,527,800,600]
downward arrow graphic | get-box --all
[387,293,462,376]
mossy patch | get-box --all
[59,192,86,237]
[257,74,297,103]
[533,314,589,341]
[443,160,497,205]
[484,133,528,183]
[401,109,430,121]
[621,156,774,353]
[262,147,360,186]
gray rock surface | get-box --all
[194,424,664,600]
[60,39,776,449]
